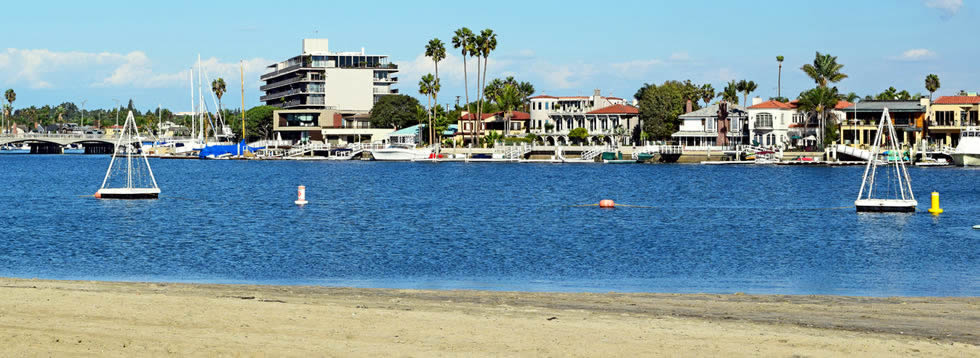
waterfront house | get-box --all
[272,109,393,146]
[927,96,979,147]
[527,90,641,145]
[746,98,852,149]
[671,102,748,148]
[457,111,530,145]
[840,99,926,149]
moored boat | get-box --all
[951,127,980,166]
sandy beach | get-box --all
[0,278,975,356]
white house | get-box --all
[746,98,853,149]
[672,102,748,148]
[527,89,639,145]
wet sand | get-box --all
[0,278,976,356]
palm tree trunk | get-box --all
[462,54,471,148]
[777,64,782,98]
[427,93,432,147]
[433,61,438,147]
[475,56,482,146]
[481,55,490,143]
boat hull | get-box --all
[370,148,432,161]
[951,153,980,167]
[96,188,160,200]
[854,199,917,213]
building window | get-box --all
[755,113,773,128]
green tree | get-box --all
[568,127,588,145]
[418,73,438,145]
[211,78,227,126]
[229,105,277,142]
[475,28,497,142]
[55,106,65,128]
[875,87,899,100]
[5,89,15,129]
[801,52,848,87]
[736,80,757,108]
[425,38,446,143]
[925,74,940,101]
[370,95,422,129]
[638,81,688,140]
[493,84,522,136]
[776,55,785,98]
[842,92,860,103]
[699,84,715,108]
[452,27,476,145]
[719,80,739,104]
[797,86,841,147]
[770,96,790,103]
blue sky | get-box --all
[0,0,975,111]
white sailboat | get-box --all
[855,108,916,212]
[95,111,160,199]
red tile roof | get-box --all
[934,96,980,104]
[459,111,530,120]
[607,97,624,101]
[747,100,796,109]
[529,95,558,100]
[835,100,854,110]
[587,104,639,115]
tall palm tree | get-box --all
[55,106,65,131]
[425,38,446,144]
[2,104,10,134]
[493,84,522,137]
[211,78,227,129]
[925,74,940,102]
[518,81,535,111]
[476,29,497,142]
[5,89,15,131]
[801,52,848,88]
[719,80,739,104]
[797,86,840,147]
[452,27,475,145]
[776,55,784,98]
[418,74,437,145]
[700,84,715,108]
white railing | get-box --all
[286,143,330,157]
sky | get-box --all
[0,0,976,112]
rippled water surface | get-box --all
[0,154,977,296]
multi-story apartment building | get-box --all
[526,90,641,145]
[262,39,399,145]
[260,39,398,112]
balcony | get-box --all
[754,119,773,129]
[260,76,313,91]
[260,64,303,80]
[260,88,324,102]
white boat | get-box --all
[951,127,980,166]
[855,108,917,213]
[915,157,949,167]
[371,143,433,161]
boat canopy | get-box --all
[198,140,265,158]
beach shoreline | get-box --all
[0,277,976,356]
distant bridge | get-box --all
[0,133,186,154]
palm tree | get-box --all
[5,89,15,132]
[211,78,227,128]
[801,52,848,88]
[925,74,940,102]
[736,80,757,108]
[719,80,739,104]
[518,81,535,111]
[2,104,10,134]
[452,27,475,145]
[425,38,446,144]
[418,74,437,145]
[476,29,497,142]
[55,106,65,131]
[797,86,840,147]
[493,84,522,137]
[776,55,784,98]
[699,84,715,108]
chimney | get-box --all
[752,96,763,106]
[685,100,693,113]
[594,89,601,97]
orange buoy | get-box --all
[94,192,101,199]
[599,199,615,208]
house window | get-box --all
[755,113,773,128]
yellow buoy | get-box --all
[928,192,943,215]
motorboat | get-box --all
[951,127,980,166]
[370,143,433,161]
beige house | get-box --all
[272,109,393,146]
[928,96,980,147]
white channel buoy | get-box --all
[295,185,308,205]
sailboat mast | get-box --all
[241,60,245,143]
[198,54,205,144]
[189,68,194,139]
[127,115,133,189]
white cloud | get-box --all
[669,52,691,61]
[0,48,271,90]
[892,48,937,61]
[610,59,664,77]
[924,0,963,15]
